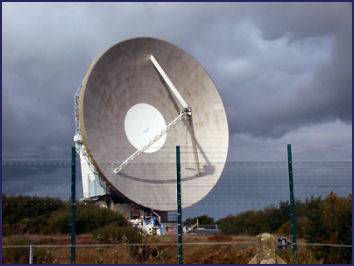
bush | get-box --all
[93,223,144,260]
[276,217,308,238]
[44,206,71,234]
[76,203,127,233]
[217,192,352,264]
[2,194,64,225]
[2,195,129,235]
[217,201,293,235]
[33,248,54,264]
[302,193,352,264]
[132,245,166,262]
[2,194,64,234]
[46,202,127,234]
[1,236,31,264]
[184,215,214,226]
[93,223,142,244]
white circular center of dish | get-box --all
[124,103,167,153]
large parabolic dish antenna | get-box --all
[78,37,229,211]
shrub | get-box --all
[2,194,64,234]
[302,193,352,264]
[133,245,166,262]
[217,193,352,264]
[93,223,142,244]
[33,248,54,264]
[2,194,64,225]
[217,201,295,235]
[76,203,127,233]
[1,236,31,264]
[3,195,129,235]
[93,223,143,260]
[45,207,71,234]
[45,202,127,234]
[276,217,308,238]
[184,215,214,226]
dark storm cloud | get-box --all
[2,3,352,159]
[225,3,352,138]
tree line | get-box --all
[185,192,352,264]
[2,192,352,263]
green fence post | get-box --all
[287,144,298,263]
[176,146,184,264]
[71,146,76,264]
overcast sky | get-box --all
[2,2,352,161]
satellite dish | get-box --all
[78,37,229,211]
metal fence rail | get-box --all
[2,241,351,264]
[3,241,352,249]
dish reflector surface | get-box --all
[79,37,229,211]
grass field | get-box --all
[2,233,322,264]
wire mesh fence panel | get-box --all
[2,148,352,264]
[2,159,351,216]
[182,161,352,219]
